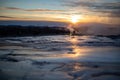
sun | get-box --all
[71,15,80,24]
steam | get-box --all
[67,22,120,35]
[67,24,75,36]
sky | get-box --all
[0,0,120,35]
[0,0,119,23]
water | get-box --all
[0,35,120,80]
[0,35,120,62]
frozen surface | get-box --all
[0,35,120,80]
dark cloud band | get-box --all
[0,7,65,12]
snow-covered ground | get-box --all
[0,35,120,80]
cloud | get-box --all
[0,7,65,12]
[26,9,65,12]
[64,0,120,9]
[63,0,120,17]
[2,7,23,10]
[0,15,28,20]
[0,16,15,18]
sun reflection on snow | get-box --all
[68,36,79,44]
[66,36,85,58]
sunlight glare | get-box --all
[71,15,81,24]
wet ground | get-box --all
[0,35,120,80]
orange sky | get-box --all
[0,0,120,25]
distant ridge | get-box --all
[0,25,70,37]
